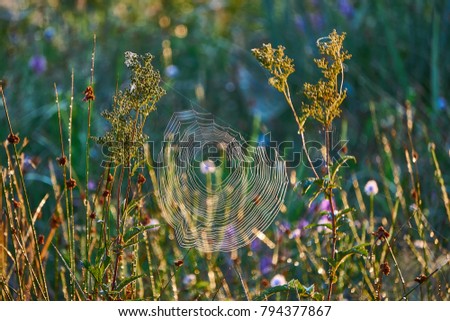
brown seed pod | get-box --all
[57,156,67,166]
[380,262,391,276]
[7,133,20,145]
[137,173,146,185]
[83,86,95,102]
[66,178,77,189]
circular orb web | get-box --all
[157,110,288,252]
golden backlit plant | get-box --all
[253,30,360,300]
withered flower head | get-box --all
[66,178,77,189]
[83,86,95,102]
[372,226,390,241]
[57,155,67,166]
[380,262,391,276]
[13,199,21,209]
[107,173,114,182]
[174,259,184,267]
[50,214,62,229]
[7,133,20,145]
[414,274,428,284]
[137,173,146,185]
[102,190,110,198]
[38,234,45,245]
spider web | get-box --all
[157,110,288,252]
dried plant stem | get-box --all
[234,262,252,300]
[385,238,407,296]
[85,35,96,281]
[0,167,24,300]
[1,87,49,300]
[111,165,125,291]
[429,143,450,222]
[67,71,76,300]
[157,248,192,300]
[325,128,338,301]
[54,83,72,298]
[400,265,443,300]
[283,85,319,179]
[143,232,156,299]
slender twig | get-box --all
[234,262,252,300]
[0,164,24,300]
[111,165,125,291]
[283,84,319,179]
[84,35,96,292]
[1,86,49,300]
[385,238,407,296]
[325,128,338,301]
[399,265,443,300]
[67,70,76,300]
[157,248,192,300]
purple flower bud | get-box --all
[28,55,47,75]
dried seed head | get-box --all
[261,278,270,288]
[7,133,20,145]
[414,274,427,284]
[38,234,45,245]
[107,173,114,182]
[380,262,391,276]
[82,86,95,102]
[13,199,21,209]
[89,211,96,219]
[372,226,390,241]
[102,190,110,198]
[66,178,77,189]
[57,156,67,166]
[50,214,62,229]
[137,173,146,185]
[174,259,184,267]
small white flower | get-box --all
[364,180,379,196]
[124,51,138,67]
[270,274,287,287]
[200,159,216,174]
[165,65,179,78]
[183,274,196,288]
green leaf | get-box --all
[300,177,324,195]
[123,224,160,244]
[252,279,319,301]
[333,243,369,270]
[82,247,111,284]
[330,155,356,182]
[121,195,147,226]
[305,222,332,230]
[115,274,146,293]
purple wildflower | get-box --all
[338,0,354,19]
[28,55,47,75]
